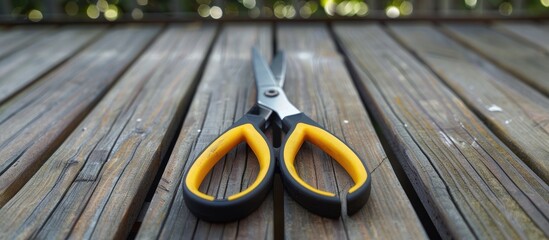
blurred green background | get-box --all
[2,0,549,22]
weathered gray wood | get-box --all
[0,26,104,103]
[137,24,274,239]
[0,26,52,59]
[277,24,427,239]
[0,25,160,207]
[0,23,215,239]
[441,23,549,96]
[494,22,549,53]
[388,23,549,183]
[334,23,549,239]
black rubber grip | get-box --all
[183,114,275,222]
[279,113,372,218]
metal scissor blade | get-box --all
[253,47,279,89]
[270,51,286,88]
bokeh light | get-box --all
[356,2,369,16]
[64,2,79,16]
[465,0,478,8]
[335,1,352,16]
[104,5,119,21]
[499,2,513,15]
[86,5,100,19]
[96,0,109,12]
[28,9,42,22]
[300,6,312,18]
[242,0,256,9]
[386,6,400,18]
[400,1,413,16]
[132,8,144,20]
[263,6,273,17]
[5,0,549,22]
[249,7,260,18]
[137,0,148,6]
[323,0,336,16]
[198,4,210,17]
[210,6,223,19]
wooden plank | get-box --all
[441,23,549,96]
[0,25,161,207]
[0,26,52,59]
[137,24,274,239]
[494,22,549,53]
[388,23,549,183]
[0,23,215,239]
[276,24,427,239]
[333,23,549,239]
[0,26,105,104]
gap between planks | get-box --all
[0,23,218,239]
[138,23,428,239]
[137,23,275,240]
[0,25,107,104]
[439,22,549,96]
[493,21,549,55]
[0,25,162,207]
[130,22,222,237]
[385,22,549,184]
[276,23,427,239]
[332,23,549,239]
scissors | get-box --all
[183,48,371,222]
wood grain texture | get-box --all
[0,26,104,103]
[137,24,275,239]
[494,22,549,53]
[333,23,549,239]
[0,25,160,207]
[0,23,216,239]
[441,23,549,96]
[388,23,549,183]
[277,24,427,239]
[0,26,52,59]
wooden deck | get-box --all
[0,22,547,239]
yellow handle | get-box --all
[283,123,368,196]
[185,123,271,201]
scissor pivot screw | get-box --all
[264,89,279,97]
